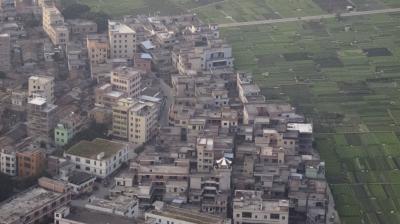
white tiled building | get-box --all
[0,147,17,176]
[28,75,55,104]
[64,138,129,178]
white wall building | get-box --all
[28,75,55,104]
[0,147,17,176]
[64,138,129,178]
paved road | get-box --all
[158,78,174,126]
[219,8,400,28]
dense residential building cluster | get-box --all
[0,1,337,223]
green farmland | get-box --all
[70,0,388,20]
[221,13,400,224]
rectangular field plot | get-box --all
[222,12,400,223]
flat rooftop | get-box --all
[64,207,135,224]
[86,195,137,212]
[287,123,313,134]
[0,188,61,223]
[65,138,126,160]
[109,21,135,34]
[148,205,227,224]
[28,97,46,106]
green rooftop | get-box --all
[66,138,126,159]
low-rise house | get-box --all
[85,195,139,218]
[233,190,289,224]
[145,201,230,224]
[54,206,135,224]
[95,83,125,108]
[68,19,97,35]
[62,171,96,196]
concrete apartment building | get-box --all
[11,90,27,111]
[0,146,17,176]
[136,156,190,201]
[87,34,109,65]
[190,156,232,215]
[64,138,129,178]
[95,83,124,108]
[108,20,136,59]
[112,97,136,140]
[173,39,233,75]
[54,206,138,224]
[233,190,289,224]
[85,195,139,218]
[127,97,160,144]
[111,66,141,98]
[0,33,10,72]
[42,5,69,46]
[55,112,84,147]
[27,97,57,144]
[112,97,160,144]
[16,147,45,177]
[68,19,97,35]
[0,178,71,224]
[145,202,230,224]
[196,137,215,172]
[236,72,261,103]
[28,75,55,104]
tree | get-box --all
[83,11,110,33]
[59,0,78,8]
[62,3,90,20]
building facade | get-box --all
[42,5,69,46]
[112,97,160,144]
[108,21,136,59]
[0,147,17,176]
[27,97,57,144]
[28,75,55,104]
[0,33,10,72]
[87,34,109,65]
[55,112,83,147]
[111,66,141,98]
[233,190,289,224]
[0,181,71,224]
[64,138,129,178]
[16,148,46,177]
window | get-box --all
[270,214,280,220]
[242,212,252,218]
